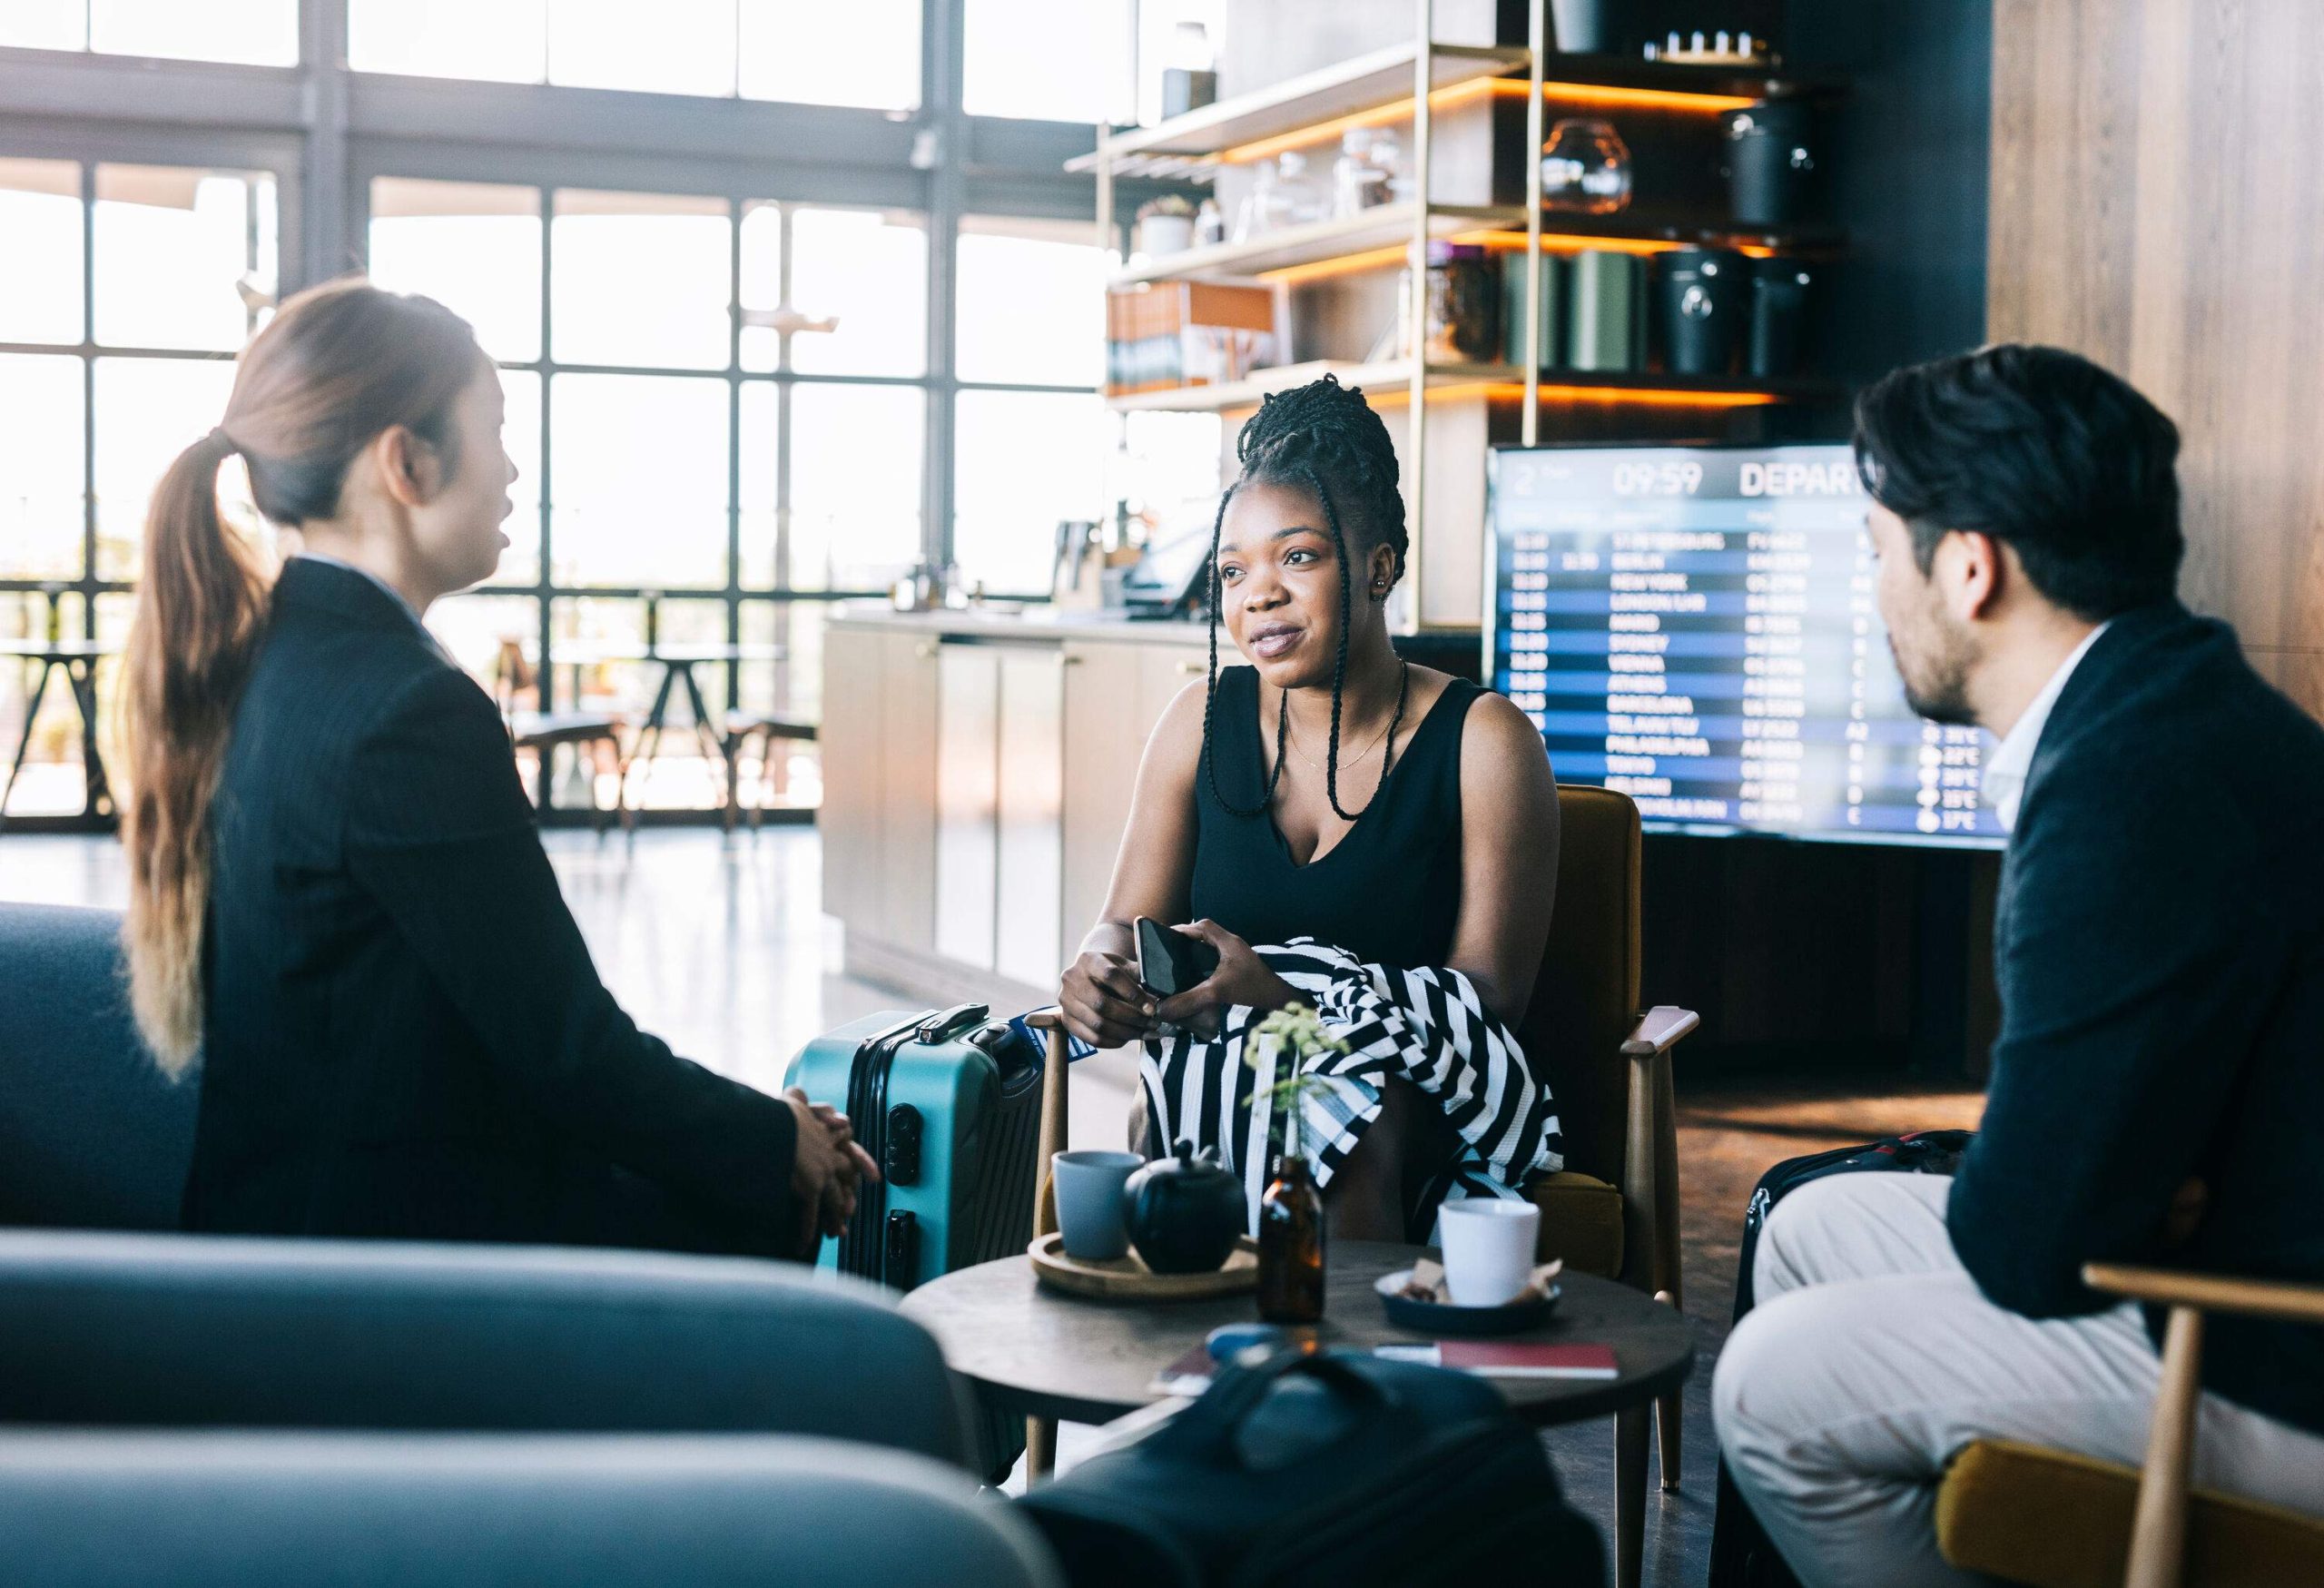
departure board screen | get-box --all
[1487,442,2004,847]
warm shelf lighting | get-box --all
[1218,75,1756,168]
[1366,382,1781,409]
[1258,230,1777,287]
[1487,79,1758,114]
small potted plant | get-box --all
[1246,1003,1346,1322]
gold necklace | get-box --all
[1277,672,1406,774]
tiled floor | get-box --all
[1,827,1986,1584]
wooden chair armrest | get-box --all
[1621,1006,1700,1060]
[2082,1263,2324,1325]
[1025,1008,1065,1032]
[1031,1007,1068,1239]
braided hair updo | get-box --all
[1200,374,1411,824]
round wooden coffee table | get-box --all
[901,1239,1694,1588]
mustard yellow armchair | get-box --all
[1937,1263,2324,1588]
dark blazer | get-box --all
[1947,601,2324,1435]
[181,558,800,1256]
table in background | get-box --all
[901,1240,1695,1588]
[541,642,788,792]
[0,639,121,831]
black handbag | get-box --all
[1015,1347,1606,1588]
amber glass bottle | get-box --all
[1256,1110,1325,1324]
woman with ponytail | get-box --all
[122,277,871,1258]
[1057,376,1563,1241]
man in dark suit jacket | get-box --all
[1713,345,2324,1586]
[185,555,862,1258]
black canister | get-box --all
[1722,100,1818,226]
[1749,259,1816,378]
[1657,247,1748,377]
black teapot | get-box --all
[1125,1140,1246,1275]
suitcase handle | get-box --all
[916,1003,990,1045]
[1153,1348,1399,1464]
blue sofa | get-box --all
[0,1431,1061,1587]
[0,902,971,1465]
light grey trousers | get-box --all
[1712,1172,2324,1588]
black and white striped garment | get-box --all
[1140,939,1562,1241]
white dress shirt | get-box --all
[1981,622,2110,833]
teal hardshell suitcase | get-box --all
[788,1003,1045,1292]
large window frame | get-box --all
[0,0,1178,829]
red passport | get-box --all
[1376,1341,1619,1379]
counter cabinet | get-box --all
[822,617,1207,1009]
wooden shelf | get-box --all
[1067,41,1531,179]
[1111,202,1518,285]
[1116,206,1846,286]
[1106,359,1838,413]
[1072,47,1843,181]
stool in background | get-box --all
[720,713,817,832]
[492,638,630,833]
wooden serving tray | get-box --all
[1028,1231,1260,1302]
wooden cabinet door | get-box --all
[932,643,1000,971]
[878,632,940,953]
[818,626,884,933]
[1059,643,1145,959]
[995,647,1067,990]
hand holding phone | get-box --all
[1135,916,1221,999]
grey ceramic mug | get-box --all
[1052,1150,1145,1261]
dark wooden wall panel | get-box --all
[1987,0,2324,716]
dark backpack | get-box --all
[1017,1347,1607,1588]
[1709,1129,1974,1588]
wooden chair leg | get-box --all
[1615,1402,1649,1588]
[1653,1289,1683,1492]
[2125,1304,2203,1588]
[1026,1415,1058,1485]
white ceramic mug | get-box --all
[1437,1199,1542,1307]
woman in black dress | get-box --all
[1057,377,1561,1240]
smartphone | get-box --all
[1135,917,1220,1000]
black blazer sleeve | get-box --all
[1946,751,2275,1317]
[341,665,798,1234]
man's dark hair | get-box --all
[1200,373,1408,824]
[1852,343,2183,620]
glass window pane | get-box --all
[736,202,782,375]
[90,0,297,65]
[788,208,927,377]
[550,190,732,370]
[0,354,87,580]
[425,593,542,695]
[367,178,544,363]
[548,372,729,587]
[793,382,921,592]
[956,216,1105,387]
[737,381,778,585]
[0,2,84,55]
[495,369,544,587]
[92,356,244,582]
[547,0,736,96]
[350,0,547,82]
[738,0,918,111]
[953,390,1107,597]
[94,165,276,353]
[0,160,84,347]
[962,0,1132,123]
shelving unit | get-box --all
[1078,1,1841,629]
[1107,357,1832,414]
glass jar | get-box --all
[1541,117,1633,214]
[1402,241,1498,362]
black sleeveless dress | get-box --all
[1190,665,1480,970]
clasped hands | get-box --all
[1059,919,1297,1049]
[784,1088,881,1257]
